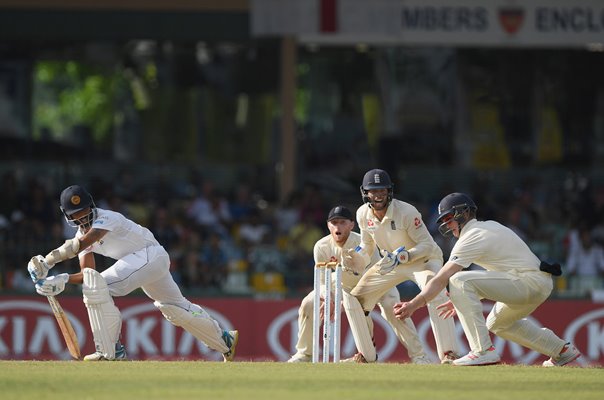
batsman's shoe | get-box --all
[287,353,311,363]
[84,343,127,361]
[411,355,432,365]
[441,350,461,365]
[452,346,500,366]
[543,343,581,367]
[340,352,376,363]
[222,330,239,362]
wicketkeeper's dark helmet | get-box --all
[360,169,394,207]
[436,192,477,237]
[60,185,97,229]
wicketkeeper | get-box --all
[345,169,462,363]
[288,205,431,364]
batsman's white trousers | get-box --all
[449,269,566,357]
[293,286,426,360]
[350,258,461,360]
[100,245,228,353]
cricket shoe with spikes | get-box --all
[542,343,581,367]
[84,342,127,361]
[340,352,368,363]
[340,352,378,363]
[287,353,312,363]
[411,355,432,365]
[441,350,461,365]
[222,330,239,362]
[452,346,500,366]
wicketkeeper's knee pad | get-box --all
[83,268,122,359]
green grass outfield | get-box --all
[0,361,602,400]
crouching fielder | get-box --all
[28,185,238,361]
[394,193,581,367]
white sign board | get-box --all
[251,0,604,48]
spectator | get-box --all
[238,210,271,246]
[199,232,230,288]
[565,226,604,296]
[187,180,232,237]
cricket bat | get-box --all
[47,296,81,360]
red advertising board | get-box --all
[0,296,602,365]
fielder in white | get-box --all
[394,192,582,367]
[287,205,431,364]
[287,206,430,363]
[27,185,238,361]
[347,169,461,363]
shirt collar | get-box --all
[370,204,393,222]
[460,218,478,236]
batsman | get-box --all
[345,169,462,363]
[27,185,238,361]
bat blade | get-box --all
[47,296,81,360]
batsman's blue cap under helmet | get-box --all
[436,192,477,224]
[327,205,354,222]
[361,169,392,190]
[60,185,94,215]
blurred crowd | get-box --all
[1,169,603,299]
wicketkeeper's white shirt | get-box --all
[356,199,443,263]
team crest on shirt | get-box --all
[330,256,337,262]
[366,219,377,232]
[414,217,422,228]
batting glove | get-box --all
[35,273,69,297]
[27,255,54,282]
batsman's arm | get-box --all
[65,252,96,285]
[45,228,107,266]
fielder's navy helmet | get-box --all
[436,192,477,236]
[360,169,394,206]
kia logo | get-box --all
[565,308,604,366]
[0,300,87,359]
[120,303,233,360]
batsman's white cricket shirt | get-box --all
[76,208,161,260]
[448,219,541,273]
[356,199,443,263]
